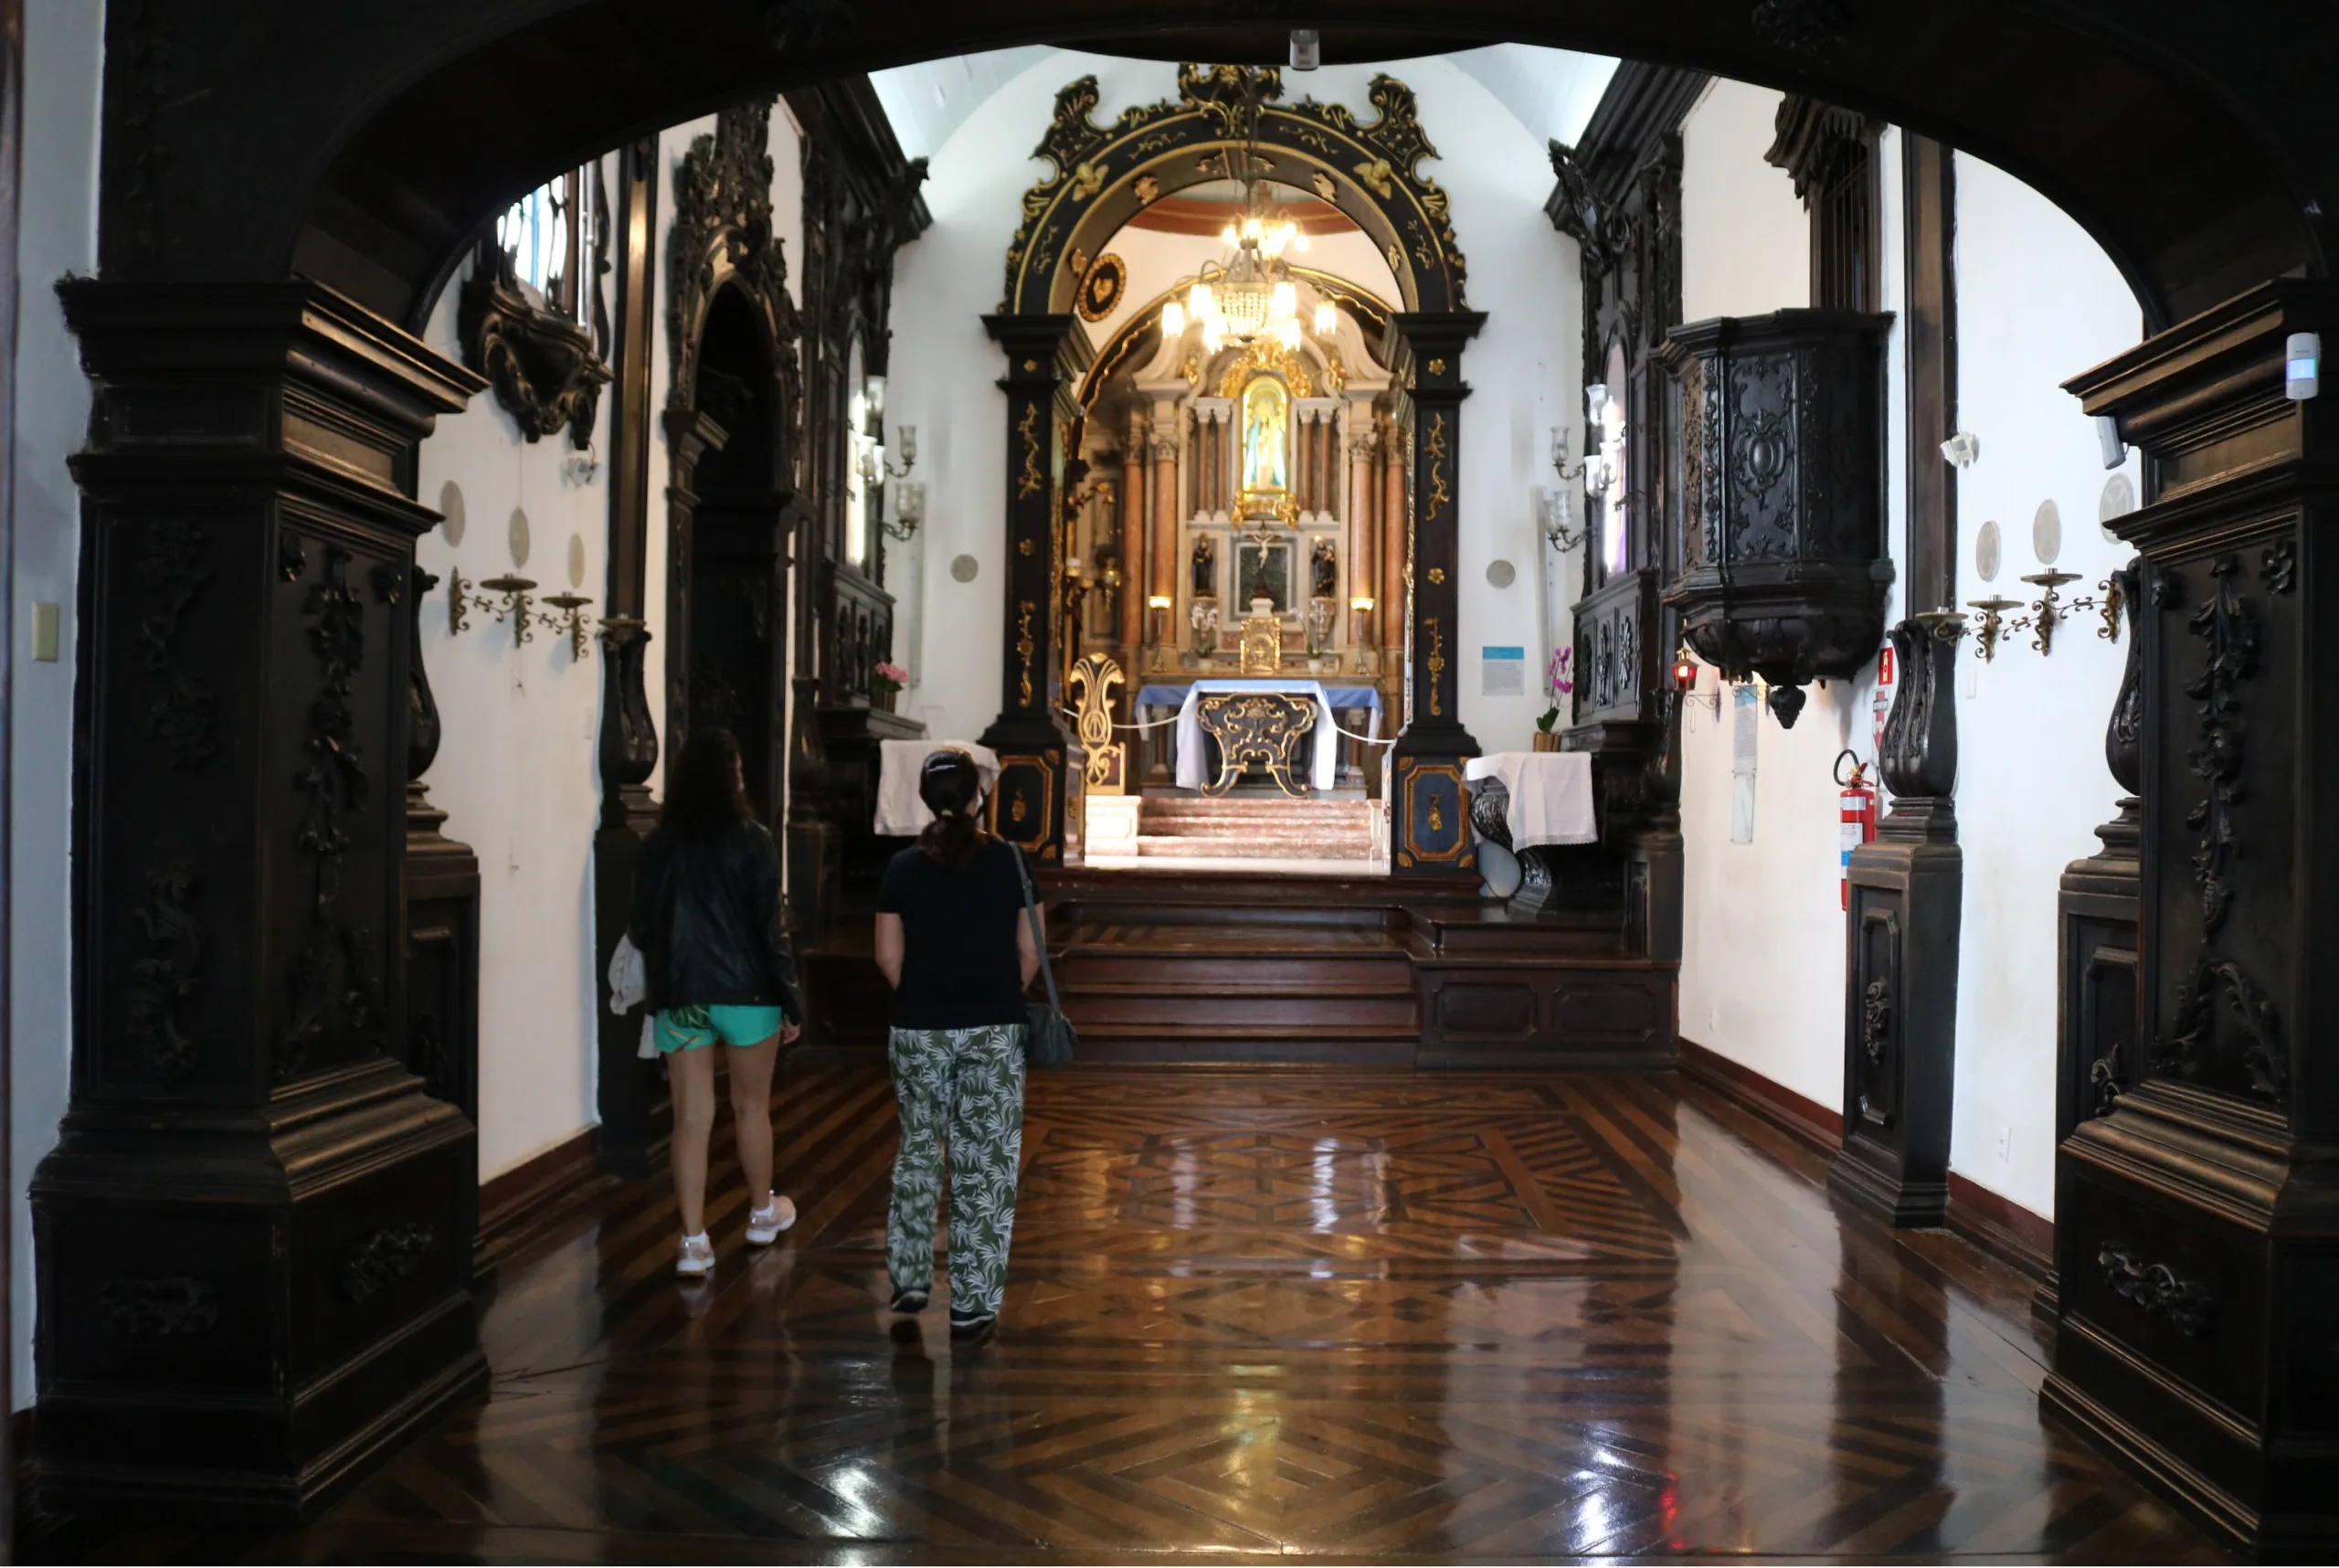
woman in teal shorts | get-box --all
[630,727,806,1277]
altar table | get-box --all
[1132,680,1382,795]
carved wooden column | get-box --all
[2040,558,2142,1319]
[33,282,487,1516]
[595,136,664,1178]
[1389,312,1485,876]
[402,563,481,1264]
[1831,611,1963,1226]
[980,313,1091,865]
[2042,283,2339,1552]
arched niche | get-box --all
[1000,64,1461,320]
[661,100,808,810]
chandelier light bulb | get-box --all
[1221,224,1238,246]
[1189,281,1214,320]
[1314,301,1338,336]
[1243,216,1263,241]
[1293,231,1310,253]
[1278,319,1302,350]
[1161,300,1186,337]
[1271,280,1297,320]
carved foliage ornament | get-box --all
[459,232,610,449]
[1002,64,1466,314]
[277,542,387,1082]
[340,1223,437,1303]
[2099,1242,2214,1339]
[2152,552,2288,1104]
[667,101,803,439]
[101,1275,217,1336]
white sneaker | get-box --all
[746,1195,798,1246]
[675,1232,715,1277]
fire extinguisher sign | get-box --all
[1872,641,1896,762]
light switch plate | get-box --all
[31,600,59,662]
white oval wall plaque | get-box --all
[1975,519,2002,582]
[508,506,532,568]
[951,554,979,583]
[2099,472,2136,541]
[567,533,587,588]
[438,480,466,546]
[1486,558,1516,588]
[2032,498,2063,566]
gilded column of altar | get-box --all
[1149,403,1180,609]
[1118,408,1146,653]
[1380,419,1408,660]
[1348,425,1379,646]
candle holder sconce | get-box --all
[537,592,597,657]
[1964,596,2022,662]
[2021,569,2083,654]
[2066,571,2126,643]
[449,569,539,644]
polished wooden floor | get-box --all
[25,1067,2229,1564]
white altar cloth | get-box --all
[874,739,1001,835]
[1464,750,1597,848]
[1173,679,1341,792]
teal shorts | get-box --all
[653,1004,788,1054]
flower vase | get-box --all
[1531,730,1560,753]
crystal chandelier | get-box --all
[1159,104,1339,353]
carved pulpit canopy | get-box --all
[1658,308,1894,726]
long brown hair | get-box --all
[663,726,754,837]
[915,749,983,871]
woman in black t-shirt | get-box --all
[873,749,1039,1339]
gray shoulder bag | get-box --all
[1011,845,1076,1069]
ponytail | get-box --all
[915,749,984,872]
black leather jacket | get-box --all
[629,820,805,1017]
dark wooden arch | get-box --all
[1000,63,1462,318]
[660,97,808,762]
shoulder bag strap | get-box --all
[1010,844,1064,1014]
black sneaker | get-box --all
[890,1287,929,1315]
[948,1307,996,1339]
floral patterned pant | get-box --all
[885,1023,1027,1317]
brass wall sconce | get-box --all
[2069,571,2126,643]
[2021,568,2082,653]
[1350,595,1375,673]
[1965,568,2118,662]
[447,568,596,654]
[1964,595,2022,661]
[450,569,537,644]
[539,592,596,657]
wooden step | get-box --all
[1134,836,1377,859]
[1063,991,1416,1029]
[1055,953,1415,990]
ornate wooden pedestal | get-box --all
[2042,562,2143,1321]
[33,283,488,1518]
[1831,614,1963,1228]
[2040,284,2339,1553]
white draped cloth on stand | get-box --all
[874,740,1002,835]
[1172,679,1340,791]
[1463,750,1597,848]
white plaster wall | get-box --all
[1679,78,1809,325]
[415,215,615,1181]
[8,0,102,1414]
[1947,153,2141,1217]
[1674,83,1890,1114]
[883,51,1586,750]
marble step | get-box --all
[1136,815,1372,839]
[1134,835,1377,859]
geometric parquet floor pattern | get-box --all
[26,1068,2230,1563]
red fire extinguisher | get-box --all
[1836,749,1878,911]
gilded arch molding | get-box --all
[1000,63,1467,317]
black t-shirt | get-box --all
[876,839,1033,1029]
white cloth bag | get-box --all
[608,933,658,1059]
